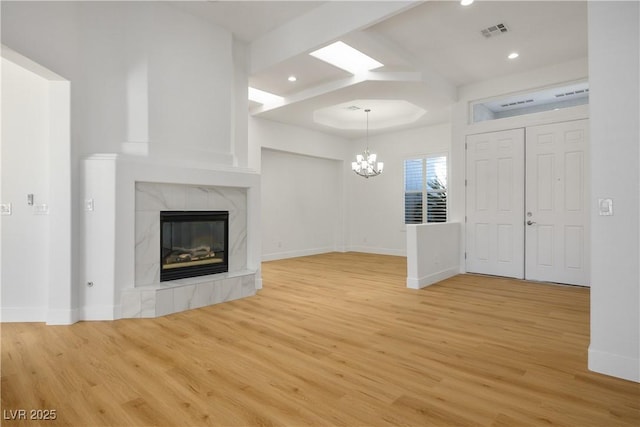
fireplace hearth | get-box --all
[160,211,229,281]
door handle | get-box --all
[527,220,536,226]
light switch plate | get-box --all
[85,198,94,211]
[598,198,613,216]
[0,203,11,215]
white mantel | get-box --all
[81,154,261,320]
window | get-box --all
[404,155,447,224]
[471,81,589,124]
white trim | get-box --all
[1,307,47,323]
[79,305,118,321]
[406,267,459,289]
[347,246,406,257]
[262,247,406,261]
[1,45,67,81]
[46,308,79,325]
[262,247,336,262]
[588,346,640,383]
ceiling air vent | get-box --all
[345,105,361,111]
[555,88,590,98]
[481,23,509,38]
[500,99,534,108]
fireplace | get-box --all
[160,211,229,281]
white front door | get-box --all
[525,120,590,286]
[465,129,525,279]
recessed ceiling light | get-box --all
[460,0,474,6]
[309,41,383,74]
[288,76,297,82]
[508,52,520,59]
[248,87,283,106]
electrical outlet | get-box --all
[0,203,11,215]
[33,204,49,215]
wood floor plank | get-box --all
[1,252,639,426]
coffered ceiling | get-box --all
[172,1,588,138]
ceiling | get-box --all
[172,1,588,139]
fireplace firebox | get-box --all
[160,211,229,281]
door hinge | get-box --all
[465,216,467,223]
[464,252,467,260]
[465,179,467,187]
[465,142,468,150]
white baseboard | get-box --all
[79,305,117,321]
[262,247,407,262]
[406,267,459,289]
[1,307,47,322]
[262,247,336,262]
[347,246,406,257]
[47,308,79,325]
[588,346,640,383]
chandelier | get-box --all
[351,109,384,178]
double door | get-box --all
[465,120,589,286]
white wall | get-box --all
[588,1,640,383]
[406,222,460,289]
[1,49,72,324]
[261,149,343,260]
[347,123,451,255]
[252,117,452,260]
[232,39,250,167]
[250,117,350,260]
[1,1,235,159]
[249,116,351,169]
[1,58,50,321]
[1,2,245,322]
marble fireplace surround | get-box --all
[82,154,261,321]
[135,182,245,286]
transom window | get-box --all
[404,155,448,224]
[471,81,589,123]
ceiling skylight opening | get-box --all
[508,52,520,60]
[309,41,383,75]
[288,75,297,82]
[248,87,284,106]
[460,0,474,6]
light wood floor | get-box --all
[2,252,639,426]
